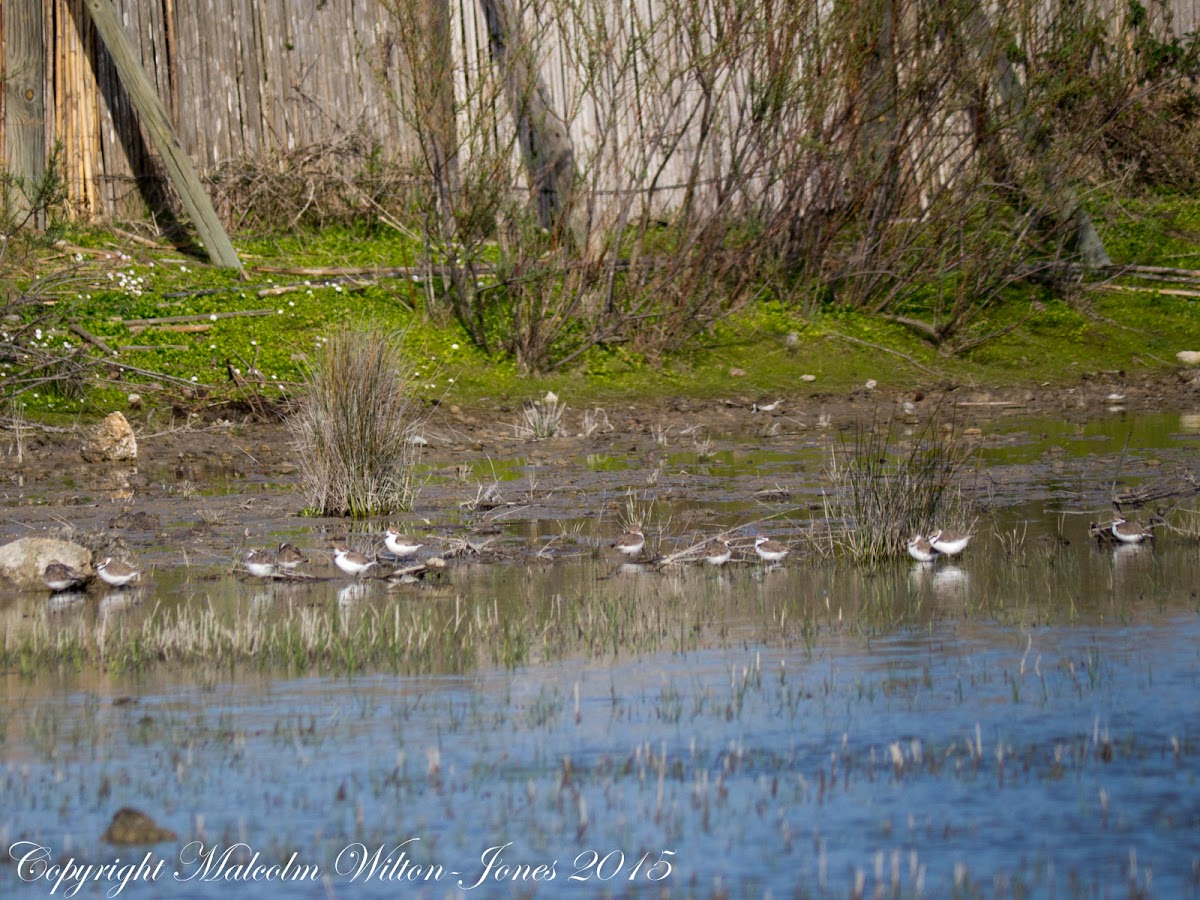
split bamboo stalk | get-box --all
[80,8,97,217]
[55,0,65,198]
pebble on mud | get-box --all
[101,807,177,845]
[81,411,138,463]
[1176,350,1200,366]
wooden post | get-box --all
[479,0,579,242]
[79,0,242,270]
[3,0,47,228]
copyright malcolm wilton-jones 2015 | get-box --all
[9,839,676,895]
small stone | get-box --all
[101,807,177,845]
[800,374,816,382]
[81,412,137,463]
[1176,351,1200,366]
[864,379,878,390]
[728,367,746,377]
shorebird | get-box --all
[703,539,732,566]
[96,557,140,588]
[929,529,971,557]
[754,535,789,563]
[243,549,276,578]
[333,546,376,578]
[384,528,423,558]
[1110,517,1154,544]
[612,529,645,559]
[43,561,86,593]
[275,542,307,572]
[906,535,939,563]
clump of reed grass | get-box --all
[289,325,421,517]
[820,413,975,564]
[514,391,565,440]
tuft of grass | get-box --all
[289,325,421,517]
[819,412,975,564]
[514,391,565,440]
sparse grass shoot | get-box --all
[514,391,566,440]
[820,413,976,564]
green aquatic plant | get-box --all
[289,325,422,517]
[821,412,976,564]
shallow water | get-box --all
[2,412,1199,897]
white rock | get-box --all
[800,374,816,382]
[80,411,137,462]
[1176,351,1200,366]
[865,379,878,390]
[0,538,92,590]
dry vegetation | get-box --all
[211,0,1200,372]
[289,325,423,517]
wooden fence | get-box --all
[2,0,1200,228]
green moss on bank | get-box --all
[6,205,1200,421]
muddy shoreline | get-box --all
[2,370,1198,578]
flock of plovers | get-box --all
[35,511,1160,597]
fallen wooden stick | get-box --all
[121,309,277,327]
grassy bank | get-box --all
[3,197,1200,422]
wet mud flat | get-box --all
[0,375,1197,573]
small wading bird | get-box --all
[96,557,140,588]
[754,535,789,563]
[384,528,423,558]
[43,561,86,593]
[275,542,308,572]
[929,528,971,557]
[612,529,645,559]
[703,539,732,566]
[333,546,376,578]
[243,549,276,578]
[906,535,939,563]
[1109,517,1154,545]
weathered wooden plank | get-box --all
[3,0,47,225]
[81,0,242,268]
